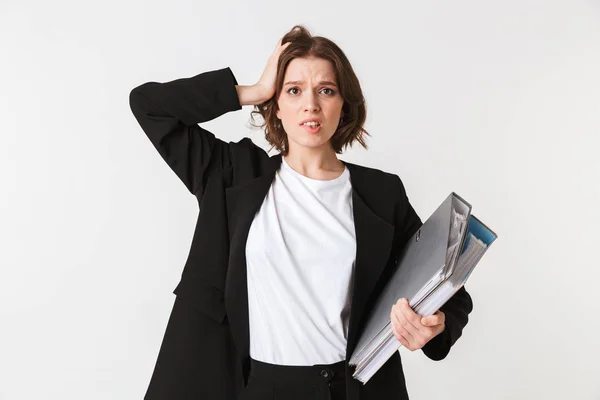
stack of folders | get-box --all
[349,192,497,384]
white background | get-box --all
[3,0,600,399]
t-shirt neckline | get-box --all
[281,157,349,185]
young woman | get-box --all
[129,25,473,400]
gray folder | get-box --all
[349,192,497,384]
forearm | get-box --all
[129,66,241,195]
[130,67,242,126]
[235,84,269,106]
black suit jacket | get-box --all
[129,67,473,400]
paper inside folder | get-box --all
[444,207,468,278]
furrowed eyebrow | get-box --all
[283,80,338,87]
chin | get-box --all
[291,134,332,149]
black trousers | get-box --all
[239,357,347,400]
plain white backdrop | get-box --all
[3,0,600,399]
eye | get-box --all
[286,87,337,96]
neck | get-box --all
[283,144,344,178]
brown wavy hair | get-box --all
[249,24,370,156]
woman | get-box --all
[129,25,473,400]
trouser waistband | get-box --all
[249,357,346,385]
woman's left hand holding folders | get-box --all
[390,298,446,351]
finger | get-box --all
[390,308,412,349]
[397,298,429,335]
[421,314,438,326]
[421,311,445,327]
[394,305,437,350]
[275,37,288,51]
[391,305,416,349]
[275,41,291,56]
[395,306,422,340]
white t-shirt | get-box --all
[245,156,357,365]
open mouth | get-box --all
[301,121,321,127]
[301,122,322,133]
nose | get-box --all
[303,90,320,113]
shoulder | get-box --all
[342,160,397,179]
[342,160,406,196]
[228,136,271,166]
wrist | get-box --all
[235,84,269,106]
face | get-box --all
[276,56,344,152]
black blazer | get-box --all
[129,67,473,400]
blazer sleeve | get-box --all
[394,175,474,361]
[129,66,254,198]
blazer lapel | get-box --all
[342,162,396,359]
[223,155,396,369]
[224,153,281,368]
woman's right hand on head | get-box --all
[254,37,292,101]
